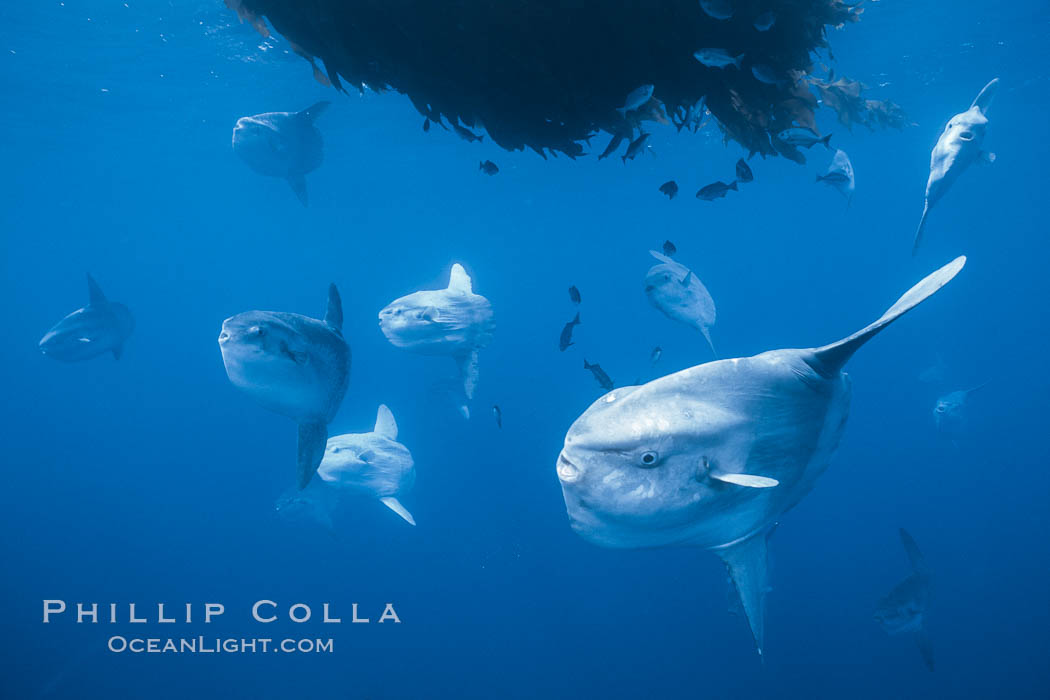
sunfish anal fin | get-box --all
[287,173,308,207]
[456,349,480,402]
[716,531,772,657]
[86,273,108,306]
[914,626,935,671]
[379,497,416,526]
[296,422,328,489]
[324,283,343,331]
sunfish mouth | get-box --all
[556,452,581,483]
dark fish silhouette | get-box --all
[583,359,614,390]
[453,123,484,142]
[696,180,738,200]
[650,346,662,364]
[621,132,650,163]
[662,240,677,257]
[598,134,625,160]
[875,529,934,671]
[492,404,502,429]
[735,158,754,183]
[568,285,581,305]
[659,181,678,199]
[423,118,431,132]
[560,313,581,351]
[479,160,499,175]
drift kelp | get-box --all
[224,0,901,160]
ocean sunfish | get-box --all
[315,404,416,525]
[219,284,350,489]
[933,382,987,435]
[816,149,855,203]
[644,250,716,356]
[379,263,494,418]
[875,529,934,671]
[232,101,330,206]
[913,79,998,254]
[39,274,134,362]
[556,257,965,655]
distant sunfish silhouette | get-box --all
[934,382,987,435]
[232,101,330,206]
[39,274,134,361]
[644,250,716,357]
[557,257,965,656]
[379,263,494,419]
[913,79,998,254]
[875,529,934,671]
[219,284,350,489]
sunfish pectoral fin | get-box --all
[914,625,935,671]
[716,531,772,657]
[710,472,779,488]
[324,283,343,331]
[455,349,480,402]
[86,273,108,306]
[912,201,930,256]
[970,78,999,115]
[812,256,966,374]
[379,497,416,526]
[296,422,328,489]
[447,263,473,293]
[374,404,398,440]
[287,173,308,206]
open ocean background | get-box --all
[1,1,1048,697]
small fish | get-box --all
[583,360,615,391]
[735,158,754,183]
[693,49,744,69]
[560,312,581,352]
[453,123,484,143]
[568,285,581,305]
[423,118,431,132]
[754,11,776,31]
[699,0,733,20]
[618,85,655,114]
[659,181,678,199]
[751,64,781,85]
[662,240,677,257]
[696,180,738,201]
[777,127,832,150]
[650,346,663,364]
[492,404,502,429]
[479,160,499,175]
[598,134,625,160]
[621,132,651,164]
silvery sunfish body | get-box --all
[556,257,965,655]
[379,264,494,418]
[816,149,855,203]
[644,250,716,356]
[316,405,416,526]
[875,529,933,671]
[933,383,987,434]
[913,79,999,254]
[39,274,134,362]
[219,284,350,489]
[232,101,330,206]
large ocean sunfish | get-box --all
[219,284,350,488]
[39,274,134,361]
[378,263,494,418]
[556,257,965,655]
[232,101,330,206]
[913,79,998,254]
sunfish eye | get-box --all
[248,326,266,337]
[639,451,659,468]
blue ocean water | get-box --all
[2,1,1049,698]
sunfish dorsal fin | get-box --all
[716,531,771,657]
[324,283,343,331]
[448,263,473,293]
[379,497,416,526]
[86,273,107,306]
[970,78,999,115]
[298,100,331,124]
[812,257,966,374]
[374,404,398,440]
[899,528,930,578]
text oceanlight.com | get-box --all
[107,636,334,654]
